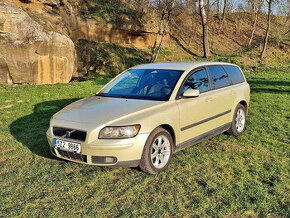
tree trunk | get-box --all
[150,12,165,62]
[193,0,197,13]
[151,0,176,63]
[260,0,272,58]
[199,0,210,58]
[152,13,171,62]
[248,11,258,47]
[219,0,227,31]
[216,0,220,18]
[206,0,210,17]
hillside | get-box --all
[0,0,289,83]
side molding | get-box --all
[175,122,231,152]
[181,110,231,131]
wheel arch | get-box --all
[238,100,248,114]
[159,124,176,150]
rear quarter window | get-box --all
[223,65,245,84]
[207,65,230,89]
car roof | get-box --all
[131,62,238,71]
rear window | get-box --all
[207,65,230,89]
[224,65,245,84]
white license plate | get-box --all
[53,138,81,153]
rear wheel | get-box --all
[227,104,247,136]
[139,127,173,174]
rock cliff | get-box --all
[0,0,77,84]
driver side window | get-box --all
[182,69,210,94]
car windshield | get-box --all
[97,69,184,101]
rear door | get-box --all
[205,65,233,129]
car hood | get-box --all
[53,95,163,125]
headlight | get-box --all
[98,125,141,139]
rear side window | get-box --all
[207,65,230,89]
[223,65,245,84]
[182,69,210,93]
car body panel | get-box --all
[53,95,163,125]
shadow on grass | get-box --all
[250,87,290,94]
[9,98,80,159]
[248,80,290,87]
[249,79,290,94]
[9,97,142,172]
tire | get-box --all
[227,104,247,136]
[139,127,173,174]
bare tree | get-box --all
[248,0,263,46]
[248,12,258,46]
[219,0,228,31]
[260,0,273,58]
[192,0,197,13]
[150,10,166,62]
[199,0,211,58]
[150,0,176,62]
[206,0,211,16]
[216,0,220,18]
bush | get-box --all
[76,39,149,77]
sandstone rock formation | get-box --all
[11,0,166,49]
[0,0,77,84]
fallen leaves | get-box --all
[0,104,13,110]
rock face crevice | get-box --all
[0,57,13,84]
[0,0,77,84]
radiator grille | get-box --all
[53,127,86,142]
[57,149,87,163]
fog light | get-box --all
[105,157,115,163]
[91,156,117,164]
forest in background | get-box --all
[75,0,289,76]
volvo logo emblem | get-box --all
[66,131,71,137]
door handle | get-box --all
[205,97,213,102]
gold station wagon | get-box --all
[47,62,250,174]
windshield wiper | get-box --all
[96,93,138,99]
[119,95,140,99]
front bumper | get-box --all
[46,128,149,167]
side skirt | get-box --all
[174,122,231,153]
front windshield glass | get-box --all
[97,69,184,101]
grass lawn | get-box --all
[0,63,289,216]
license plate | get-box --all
[53,138,81,153]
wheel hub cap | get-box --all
[235,108,245,133]
[151,135,171,169]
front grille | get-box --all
[53,127,87,142]
[57,149,87,163]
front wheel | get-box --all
[227,104,247,136]
[139,127,173,174]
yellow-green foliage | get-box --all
[76,39,149,76]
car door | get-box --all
[176,67,217,144]
[205,65,233,129]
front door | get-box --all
[176,68,217,144]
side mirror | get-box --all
[182,89,200,98]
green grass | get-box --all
[0,62,289,216]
